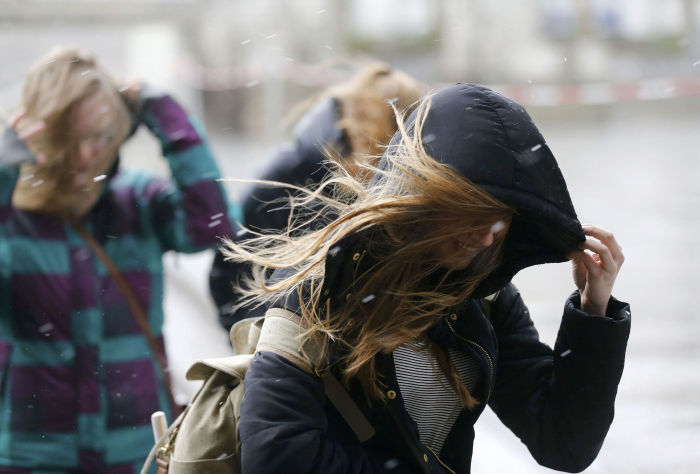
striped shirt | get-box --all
[394,344,482,454]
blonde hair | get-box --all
[12,46,131,216]
[287,62,425,179]
[224,97,513,407]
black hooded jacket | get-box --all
[209,98,349,328]
[239,84,631,473]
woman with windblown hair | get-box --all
[210,62,423,329]
[227,84,630,473]
[0,47,238,472]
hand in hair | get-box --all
[120,78,143,114]
[8,106,47,164]
[567,224,625,316]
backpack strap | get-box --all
[480,291,500,318]
[256,308,376,442]
[318,368,376,442]
[256,308,322,373]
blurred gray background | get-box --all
[1,0,698,472]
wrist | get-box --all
[136,83,168,111]
[580,296,607,317]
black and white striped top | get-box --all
[394,344,483,454]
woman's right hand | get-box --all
[8,106,47,164]
[119,78,143,114]
[567,224,625,317]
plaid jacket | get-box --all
[0,92,239,471]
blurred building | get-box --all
[1,0,699,142]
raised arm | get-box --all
[130,84,242,253]
[488,238,630,473]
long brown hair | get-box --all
[223,97,513,407]
[286,62,425,179]
[12,46,131,216]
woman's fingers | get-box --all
[17,120,46,142]
[6,109,47,164]
[580,238,616,273]
[572,225,623,316]
[7,106,47,141]
[567,249,601,276]
[7,107,26,128]
[34,152,47,165]
[582,224,624,265]
[120,77,143,112]
[568,257,588,291]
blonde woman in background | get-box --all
[210,62,424,329]
[225,84,630,473]
[0,46,239,473]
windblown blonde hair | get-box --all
[224,97,513,407]
[12,46,131,216]
[287,62,425,179]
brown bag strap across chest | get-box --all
[68,220,178,412]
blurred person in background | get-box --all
[209,62,424,330]
[225,84,630,473]
[0,46,239,473]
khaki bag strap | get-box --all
[480,291,500,318]
[257,308,376,442]
[69,221,178,412]
[318,368,376,442]
[480,298,491,318]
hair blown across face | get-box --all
[223,97,513,406]
[285,62,425,180]
[11,46,131,216]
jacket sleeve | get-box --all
[0,128,28,226]
[136,87,242,253]
[0,163,19,228]
[240,351,380,474]
[487,283,630,473]
[209,247,268,331]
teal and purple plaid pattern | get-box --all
[0,95,240,472]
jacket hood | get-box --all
[378,83,585,297]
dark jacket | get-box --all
[239,84,631,473]
[210,98,349,329]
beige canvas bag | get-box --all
[141,309,375,474]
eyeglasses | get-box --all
[78,123,116,147]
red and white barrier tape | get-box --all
[177,56,700,106]
[491,78,700,106]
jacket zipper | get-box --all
[390,353,455,474]
[444,318,494,402]
[426,446,457,474]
